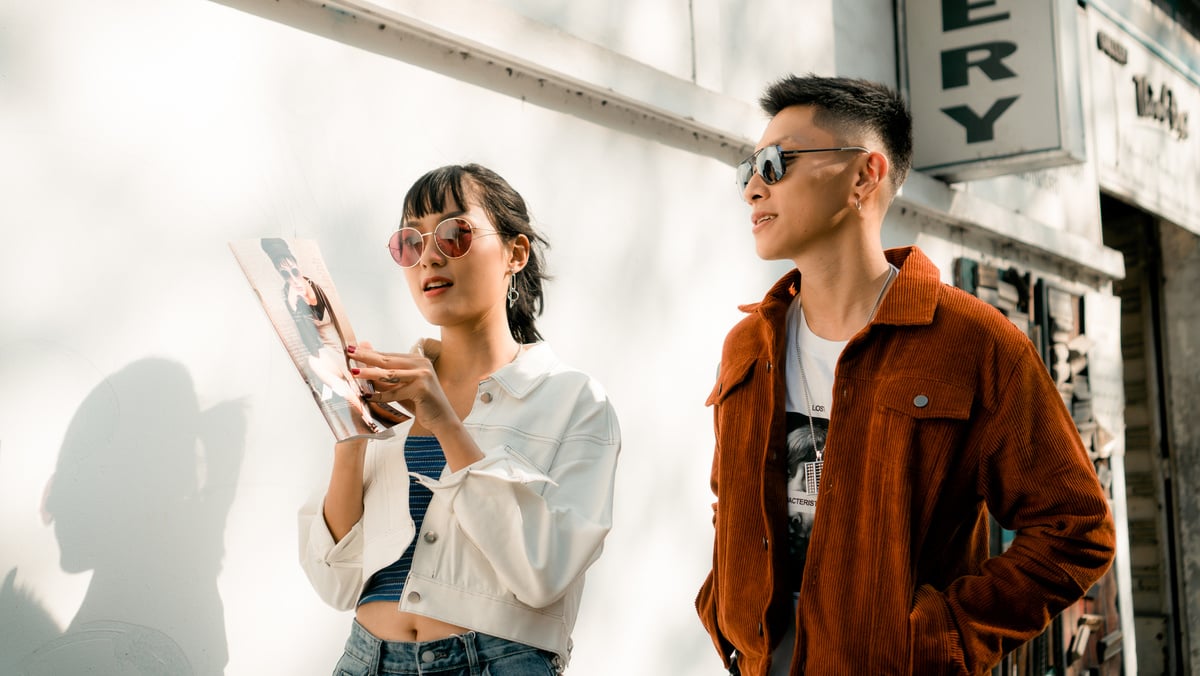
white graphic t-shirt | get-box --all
[784,295,847,589]
[770,272,894,675]
[768,296,848,676]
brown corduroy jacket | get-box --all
[696,246,1115,675]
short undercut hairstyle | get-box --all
[760,74,913,192]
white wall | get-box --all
[421,0,898,103]
[491,0,695,81]
[1,1,1129,674]
[0,0,790,673]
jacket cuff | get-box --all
[303,500,365,566]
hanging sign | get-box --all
[899,0,1087,181]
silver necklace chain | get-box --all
[795,264,897,460]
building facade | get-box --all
[0,0,1196,674]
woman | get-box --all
[299,164,621,675]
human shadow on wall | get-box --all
[12,358,246,675]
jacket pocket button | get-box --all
[423,531,438,544]
[480,391,493,403]
[913,394,929,408]
[408,591,421,603]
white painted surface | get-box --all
[0,0,1143,673]
[487,0,695,82]
[0,1,760,673]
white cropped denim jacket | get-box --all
[299,342,620,666]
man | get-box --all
[696,75,1115,675]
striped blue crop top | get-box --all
[357,436,447,605]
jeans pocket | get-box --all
[333,650,370,676]
[480,649,558,676]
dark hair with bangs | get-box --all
[760,74,913,192]
[401,164,550,344]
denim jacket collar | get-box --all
[416,340,558,400]
[488,342,557,400]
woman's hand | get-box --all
[347,342,458,435]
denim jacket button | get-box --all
[480,391,493,403]
[423,531,438,544]
[408,591,422,603]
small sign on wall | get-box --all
[1089,8,1200,236]
[899,0,1088,181]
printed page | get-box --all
[230,237,410,441]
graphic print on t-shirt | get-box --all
[784,296,844,592]
[785,410,827,577]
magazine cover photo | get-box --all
[230,237,409,440]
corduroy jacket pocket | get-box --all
[706,357,757,407]
[908,584,970,675]
[877,378,973,420]
[869,378,975,483]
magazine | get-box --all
[230,237,410,441]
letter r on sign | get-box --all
[941,42,1018,89]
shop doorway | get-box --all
[1100,193,1183,676]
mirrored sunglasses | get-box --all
[735,145,869,194]
[387,216,502,268]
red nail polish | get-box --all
[351,368,360,375]
[346,345,356,354]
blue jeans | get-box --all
[334,620,562,676]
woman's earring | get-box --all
[507,272,520,308]
[854,197,862,211]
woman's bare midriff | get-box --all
[355,601,470,642]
